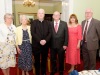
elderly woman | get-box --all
[0,13,16,75]
[16,15,32,75]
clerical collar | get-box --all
[38,19,44,22]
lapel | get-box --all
[82,20,86,35]
[87,18,93,33]
[57,20,62,33]
[82,21,86,31]
[51,21,55,33]
[20,25,23,40]
[27,26,31,41]
[3,24,9,35]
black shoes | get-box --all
[59,72,63,75]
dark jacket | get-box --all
[50,20,68,49]
[31,19,51,48]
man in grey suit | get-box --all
[81,9,100,70]
[50,11,68,75]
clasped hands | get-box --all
[40,40,46,46]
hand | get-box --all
[42,40,46,45]
[63,46,67,50]
[40,40,46,45]
[17,47,21,54]
[77,43,80,49]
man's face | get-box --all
[85,9,93,20]
[53,12,60,21]
[37,10,45,20]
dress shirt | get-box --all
[54,20,60,30]
[83,18,92,35]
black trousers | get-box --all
[50,48,65,73]
[33,46,49,75]
[82,42,97,70]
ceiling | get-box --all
[13,0,62,3]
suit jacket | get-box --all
[16,25,32,45]
[82,18,100,50]
[31,19,51,48]
[50,20,68,49]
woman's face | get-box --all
[70,17,76,23]
[21,16,28,25]
[5,16,13,25]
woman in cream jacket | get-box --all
[16,15,32,75]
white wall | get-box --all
[0,0,12,23]
[73,0,100,23]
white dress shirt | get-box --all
[83,18,92,35]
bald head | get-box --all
[53,11,60,15]
[53,11,61,21]
[85,8,93,20]
[37,8,45,14]
[37,8,45,21]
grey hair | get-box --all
[19,15,28,23]
[4,13,13,20]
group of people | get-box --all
[0,8,100,75]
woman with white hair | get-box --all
[16,15,32,75]
[0,13,16,75]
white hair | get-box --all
[19,15,28,23]
[85,8,93,13]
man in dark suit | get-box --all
[31,9,51,75]
[81,9,100,70]
[50,11,68,75]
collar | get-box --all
[54,20,60,24]
[38,19,44,22]
[87,18,92,22]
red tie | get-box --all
[54,22,58,33]
[83,21,88,42]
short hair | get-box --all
[69,14,78,24]
[53,11,60,15]
[37,8,45,14]
[4,13,13,20]
[85,8,93,13]
[19,15,28,23]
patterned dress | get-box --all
[0,26,16,69]
[66,25,82,65]
[18,29,32,71]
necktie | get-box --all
[54,22,58,33]
[83,21,88,42]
